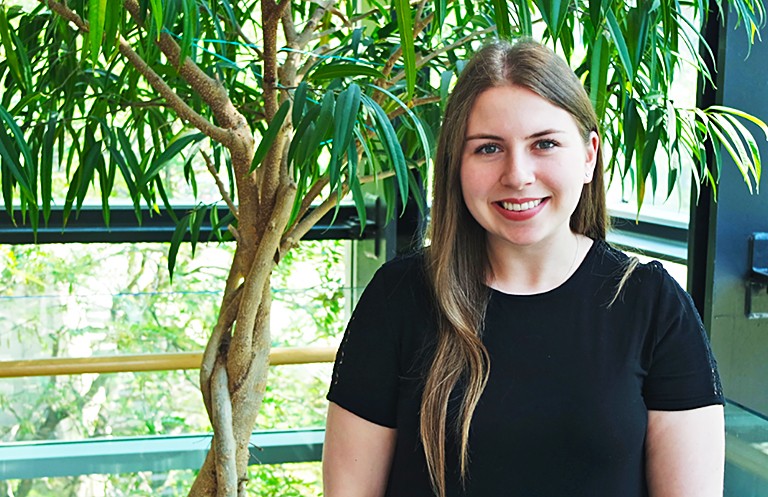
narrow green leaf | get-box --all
[370,84,433,168]
[108,144,142,221]
[514,0,533,36]
[168,213,191,281]
[640,108,663,197]
[1,161,15,218]
[155,177,178,222]
[705,117,753,193]
[41,116,56,224]
[102,1,120,59]
[362,94,409,210]
[331,84,362,192]
[0,8,23,90]
[710,113,757,188]
[146,132,206,183]
[299,92,335,170]
[311,63,385,81]
[393,0,416,99]
[190,204,207,257]
[292,81,309,127]
[179,0,195,66]
[97,152,113,227]
[605,9,634,81]
[0,106,34,201]
[0,103,35,182]
[431,0,447,37]
[347,140,367,236]
[251,100,291,172]
[148,0,164,39]
[89,0,108,66]
[491,0,512,39]
[289,103,321,169]
[721,113,762,186]
[708,105,768,140]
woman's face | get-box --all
[460,85,599,253]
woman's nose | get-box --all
[499,152,535,189]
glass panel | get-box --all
[725,401,768,497]
[0,463,322,496]
[0,240,343,435]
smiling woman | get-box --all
[459,85,599,293]
[323,39,725,497]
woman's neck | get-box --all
[485,232,592,295]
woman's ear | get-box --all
[583,130,600,183]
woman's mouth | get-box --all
[499,199,543,212]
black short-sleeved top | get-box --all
[327,240,724,497]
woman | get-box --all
[323,39,725,497]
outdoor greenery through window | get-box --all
[0,239,347,496]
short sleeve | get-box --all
[326,262,406,428]
[642,263,724,411]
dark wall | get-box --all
[701,12,768,415]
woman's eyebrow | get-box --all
[465,129,567,142]
[465,134,503,141]
[526,129,565,139]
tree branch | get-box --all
[201,287,242,421]
[202,150,239,219]
[227,182,297,386]
[40,0,236,146]
[211,360,237,497]
[297,0,338,48]
[389,95,441,120]
[280,187,342,254]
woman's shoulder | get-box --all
[590,239,671,291]
[366,250,431,299]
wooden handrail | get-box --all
[0,346,337,378]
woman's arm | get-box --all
[323,402,397,497]
[646,405,725,497]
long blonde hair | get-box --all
[422,39,608,497]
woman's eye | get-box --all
[535,140,557,150]
[475,143,501,155]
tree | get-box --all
[0,0,765,495]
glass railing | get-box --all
[725,401,768,497]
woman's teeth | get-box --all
[501,199,542,212]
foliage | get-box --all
[0,240,342,495]
[1,0,767,494]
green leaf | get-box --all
[146,132,206,183]
[0,104,34,202]
[708,105,768,140]
[108,143,142,221]
[288,103,321,169]
[0,8,23,90]
[41,116,57,224]
[300,92,336,170]
[605,9,634,81]
[370,83,433,168]
[491,0,512,39]
[292,81,309,127]
[168,213,191,281]
[347,139,366,236]
[311,63,385,81]
[89,0,108,66]
[251,100,291,172]
[393,0,416,99]
[148,0,164,39]
[514,0,533,36]
[361,94,409,210]
[721,113,762,186]
[190,204,207,257]
[330,84,362,192]
[179,0,195,65]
